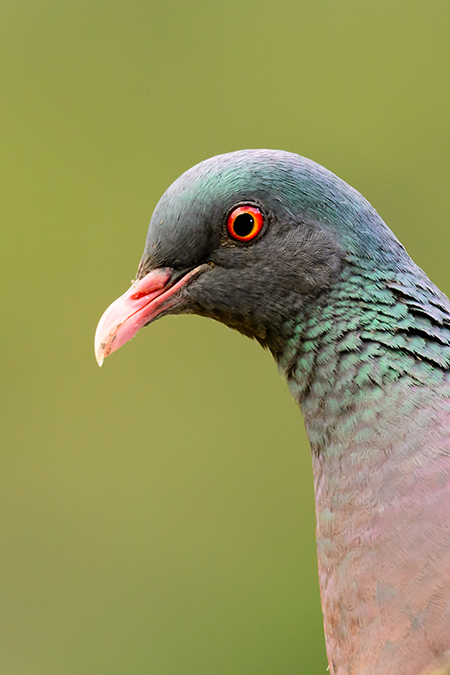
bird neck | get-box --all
[277,256,450,452]
[277,257,450,674]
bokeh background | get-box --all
[2,2,450,673]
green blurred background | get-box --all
[2,2,450,673]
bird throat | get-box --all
[277,259,450,674]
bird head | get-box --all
[95,149,405,365]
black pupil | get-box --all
[233,212,255,238]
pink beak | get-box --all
[94,266,202,366]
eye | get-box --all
[227,205,264,242]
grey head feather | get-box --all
[136,149,411,350]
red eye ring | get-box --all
[227,205,264,242]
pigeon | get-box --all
[95,150,450,675]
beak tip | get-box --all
[95,347,105,367]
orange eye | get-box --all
[227,205,264,242]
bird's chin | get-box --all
[94,264,208,366]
